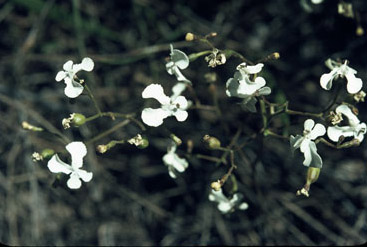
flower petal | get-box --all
[308,141,323,168]
[304,119,315,132]
[238,77,265,95]
[55,71,66,81]
[66,141,87,169]
[173,110,188,122]
[142,84,170,105]
[77,169,93,182]
[218,202,232,213]
[47,154,72,174]
[172,95,188,109]
[81,57,94,72]
[336,105,360,126]
[309,123,326,140]
[320,69,337,90]
[67,173,82,189]
[63,60,73,71]
[170,47,189,70]
[301,142,312,166]
[226,77,239,97]
[64,78,84,98]
[327,126,355,142]
[171,82,187,99]
[258,86,271,96]
[141,108,170,127]
[346,73,363,94]
[290,135,303,152]
[356,123,366,142]
[241,63,264,74]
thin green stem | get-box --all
[84,84,102,115]
[86,119,130,145]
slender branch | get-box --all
[86,119,130,145]
[84,84,102,115]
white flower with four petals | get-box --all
[290,119,326,168]
[209,189,248,214]
[165,45,191,83]
[162,141,189,179]
[141,84,189,127]
[327,104,366,143]
[55,57,94,98]
[47,142,93,189]
[320,59,363,94]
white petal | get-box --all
[336,105,360,126]
[346,74,363,94]
[66,142,87,169]
[258,86,271,96]
[47,154,72,174]
[238,202,249,210]
[170,49,189,69]
[81,57,94,71]
[168,167,177,179]
[226,77,239,97]
[309,123,326,140]
[304,119,315,132]
[141,108,170,127]
[55,71,66,81]
[218,202,232,213]
[67,173,82,189]
[356,123,366,142]
[320,69,337,90]
[327,126,354,142]
[238,77,265,95]
[290,135,303,151]
[77,169,93,182]
[171,66,190,82]
[64,78,84,98]
[142,84,170,105]
[172,95,188,109]
[302,143,312,166]
[242,63,264,74]
[173,110,188,122]
[171,82,187,99]
[308,141,323,168]
[63,60,73,71]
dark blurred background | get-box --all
[0,0,366,245]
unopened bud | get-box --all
[211,181,222,191]
[170,134,182,146]
[22,121,43,131]
[41,149,55,159]
[203,135,221,149]
[185,32,195,41]
[272,52,280,59]
[97,145,108,154]
[356,26,364,36]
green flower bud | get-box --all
[41,148,55,159]
[137,137,149,149]
[203,135,221,149]
[72,113,86,127]
[306,167,320,186]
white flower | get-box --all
[47,142,93,189]
[55,57,94,98]
[209,189,248,214]
[141,84,189,127]
[226,62,267,97]
[162,141,188,179]
[165,45,191,83]
[290,119,326,168]
[311,0,324,4]
[320,59,363,94]
[327,105,366,143]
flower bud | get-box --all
[137,137,149,149]
[203,135,221,149]
[185,32,195,41]
[41,148,55,159]
[170,134,182,146]
[356,26,364,36]
[22,121,43,131]
[97,145,108,154]
[272,52,280,60]
[297,167,321,197]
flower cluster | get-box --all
[226,62,271,112]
